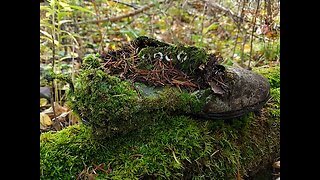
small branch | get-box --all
[200,3,207,44]
[248,0,261,69]
[231,1,246,62]
[159,10,176,43]
[71,42,75,82]
[240,32,248,64]
[91,0,105,54]
[110,0,139,9]
[202,0,249,23]
[50,4,57,120]
[75,2,163,25]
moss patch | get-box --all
[141,87,205,115]
[137,44,208,76]
[66,54,140,137]
[254,66,280,88]
[40,66,280,179]
[255,66,280,118]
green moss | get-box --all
[141,88,205,115]
[254,66,280,88]
[267,87,280,118]
[132,36,171,49]
[67,54,139,137]
[41,65,280,179]
[40,110,279,179]
[40,125,104,180]
[137,44,208,75]
[81,53,103,70]
[66,54,209,138]
[47,43,280,178]
[255,65,280,118]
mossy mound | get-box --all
[40,65,280,179]
[66,54,207,138]
[67,54,140,137]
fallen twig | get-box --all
[201,0,249,23]
[75,1,163,25]
[248,0,261,69]
[110,0,140,9]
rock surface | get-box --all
[198,66,270,119]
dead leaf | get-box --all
[69,111,80,124]
[40,98,48,107]
[40,124,46,130]
[42,102,69,118]
[40,113,52,127]
[55,111,72,125]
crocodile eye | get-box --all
[141,53,151,60]
[182,55,187,63]
[199,64,205,70]
[165,55,172,62]
[154,52,163,60]
[177,51,187,62]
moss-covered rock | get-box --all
[66,54,210,138]
[40,65,280,179]
[65,51,272,139]
[67,54,140,137]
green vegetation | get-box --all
[255,66,280,88]
[65,53,207,138]
[67,54,139,137]
[255,66,280,118]
[40,66,280,179]
[40,0,280,76]
[138,44,208,75]
[141,87,206,115]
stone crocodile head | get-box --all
[196,66,271,119]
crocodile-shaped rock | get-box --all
[57,36,270,137]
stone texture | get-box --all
[197,66,270,119]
